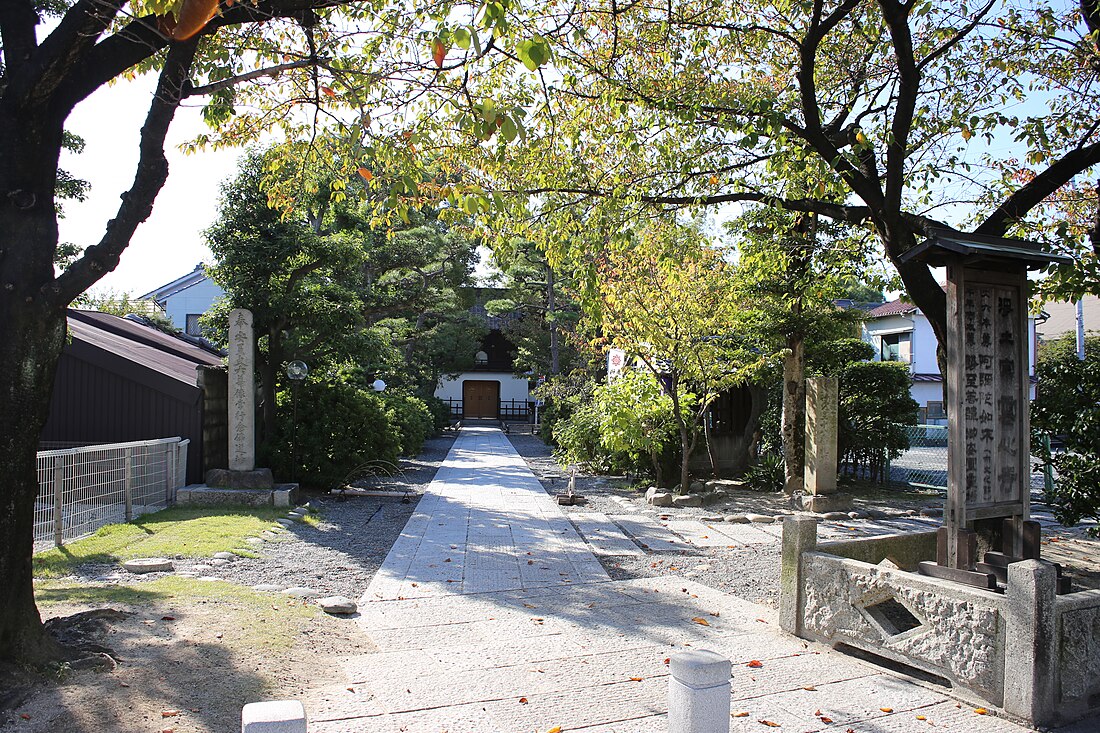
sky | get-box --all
[59,74,246,298]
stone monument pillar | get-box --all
[803,376,839,497]
[228,308,255,471]
[204,308,273,490]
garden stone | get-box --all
[122,558,174,574]
[646,488,675,507]
[276,518,295,527]
[689,481,705,493]
[865,509,889,520]
[671,494,703,508]
[745,513,775,523]
[213,551,236,560]
[254,584,284,592]
[848,511,869,519]
[821,511,849,521]
[282,587,320,598]
[317,596,358,615]
[724,514,749,523]
[289,507,308,516]
[245,537,265,544]
[701,515,724,522]
[210,558,230,566]
[920,507,943,518]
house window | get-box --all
[880,332,911,362]
[185,314,203,336]
[926,401,946,420]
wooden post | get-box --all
[52,454,66,547]
[123,447,134,521]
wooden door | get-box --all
[462,380,500,418]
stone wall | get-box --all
[1056,590,1100,721]
[781,516,1100,727]
[800,552,1006,702]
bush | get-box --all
[838,360,918,480]
[421,394,453,435]
[270,378,399,490]
[743,453,785,492]
[1032,333,1100,531]
[382,392,434,456]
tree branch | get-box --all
[50,38,200,305]
[974,140,1100,237]
[0,1,39,77]
[184,59,318,97]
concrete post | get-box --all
[779,516,818,635]
[668,650,731,733]
[52,454,66,547]
[241,700,307,733]
[1003,559,1057,726]
[123,447,133,521]
[804,376,839,495]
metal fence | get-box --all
[34,437,188,551]
[442,398,536,421]
[887,425,1046,491]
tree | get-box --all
[381,1,1100,366]
[732,208,873,493]
[592,220,768,490]
[1032,332,1100,531]
[0,0,487,668]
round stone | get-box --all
[920,507,943,518]
[209,558,230,566]
[725,515,749,523]
[745,514,776,524]
[821,511,849,521]
[253,584,284,592]
[213,552,236,560]
[122,558,174,574]
[275,518,295,527]
[317,596,358,614]
[244,537,265,545]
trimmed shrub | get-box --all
[382,392,434,456]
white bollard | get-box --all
[241,700,307,733]
[668,649,731,733]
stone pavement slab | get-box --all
[570,512,645,555]
[338,428,1075,732]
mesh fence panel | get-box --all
[888,425,1046,491]
[34,437,189,551]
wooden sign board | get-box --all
[944,267,1030,566]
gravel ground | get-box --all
[507,433,787,607]
[53,435,455,600]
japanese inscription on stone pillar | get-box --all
[946,267,1029,547]
[227,308,255,472]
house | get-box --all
[41,310,225,483]
[138,263,225,336]
[434,288,531,421]
[862,298,1038,424]
[1036,295,1100,343]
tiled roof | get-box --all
[867,299,919,318]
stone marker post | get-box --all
[241,700,307,733]
[803,376,839,495]
[668,650,731,733]
[228,308,255,472]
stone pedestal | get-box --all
[803,376,838,495]
[205,468,274,490]
[668,650,731,733]
[799,493,852,513]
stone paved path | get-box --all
[309,427,1095,732]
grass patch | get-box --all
[35,577,319,652]
[33,506,289,578]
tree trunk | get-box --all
[258,328,282,451]
[781,334,806,494]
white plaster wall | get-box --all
[911,316,939,374]
[163,279,226,331]
[435,372,530,402]
[910,381,944,408]
[862,314,915,368]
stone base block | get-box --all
[177,483,299,508]
[241,700,307,733]
[800,493,852,513]
[205,467,274,489]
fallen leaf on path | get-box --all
[161,616,175,621]
[974,708,988,715]
[663,658,671,665]
[732,711,749,717]
[524,603,537,609]
[747,660,763,668]
[546,727,562,733]
[758,720,780,727]
[691,617,710,626]
[528,560,534,565]
[879,707,893,713]
[819,716,833,724]
[410,583,418,587]
[161,710,180,717]
[802,686,816,691]
[915,715,927,720]
[630,677,643,682]
[19,715,30,720]
[519,697,528,704]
